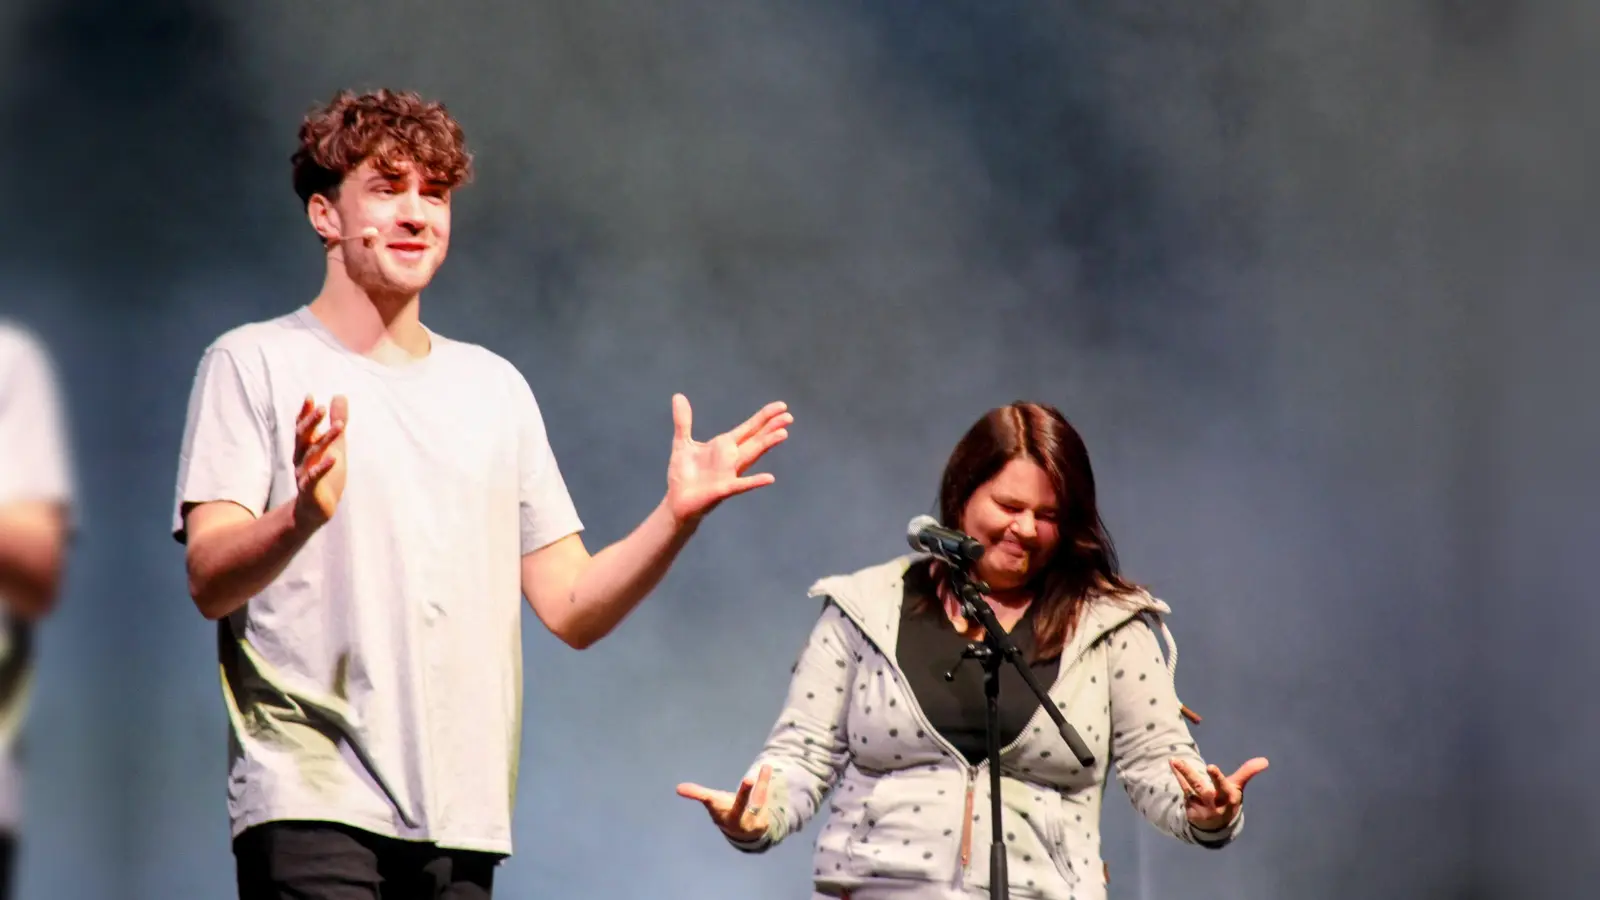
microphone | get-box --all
[332,227,379,245]
[906,515,984,566]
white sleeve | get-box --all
[729,600,860,852]
[1109,614,1243,848]
[0,332,72,508]
[514,375,582,555]
[171,346,276,542]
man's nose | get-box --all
[395,191,426,228]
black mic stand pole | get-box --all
[942,561,1096,900]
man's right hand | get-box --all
[293,394,348,531]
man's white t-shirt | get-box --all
[172,307,583,855]
[0,323,74,831]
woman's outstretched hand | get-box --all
[676,763,773,843]
[1170,756,1269,831]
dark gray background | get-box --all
[0,1,1589,898]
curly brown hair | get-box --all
[291,89,474,208]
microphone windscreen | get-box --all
[907,515,940,542]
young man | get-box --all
[172,89,792,900]
[0,323,73,899]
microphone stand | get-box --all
[942,561,1096,900]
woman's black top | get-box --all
[894,562,1062,766]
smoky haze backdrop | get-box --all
[0,1,1589,898]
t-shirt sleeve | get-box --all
[514,375,582,555]
[0,332,73,508]
[171,345,275,543]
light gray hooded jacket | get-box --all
[730,555,1243,900]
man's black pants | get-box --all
[234,821,499,900]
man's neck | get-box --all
[307,275,431,363]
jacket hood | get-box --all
[808,553,1183,692]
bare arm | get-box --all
[0,501,68,621]
[522,394,790,649]
[0,331,72,621]
[182,395,347,621]
[520,499,696,650]
[184,501,318,620]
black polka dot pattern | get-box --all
[743,589,1212,879]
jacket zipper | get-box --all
[947,624,1131,879]
[960,767,976,868]
[843,630,991,876]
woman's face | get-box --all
[959,458,1061,594]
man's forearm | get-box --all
[563,498,699,648]
[188,502,317,620]
[0,503,65,621]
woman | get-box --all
[678,402,1268,900]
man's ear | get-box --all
[307,193,341,245]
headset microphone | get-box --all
[329,227,379,246]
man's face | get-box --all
[317,156,453,298]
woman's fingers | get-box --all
[1170,759,1207,798]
